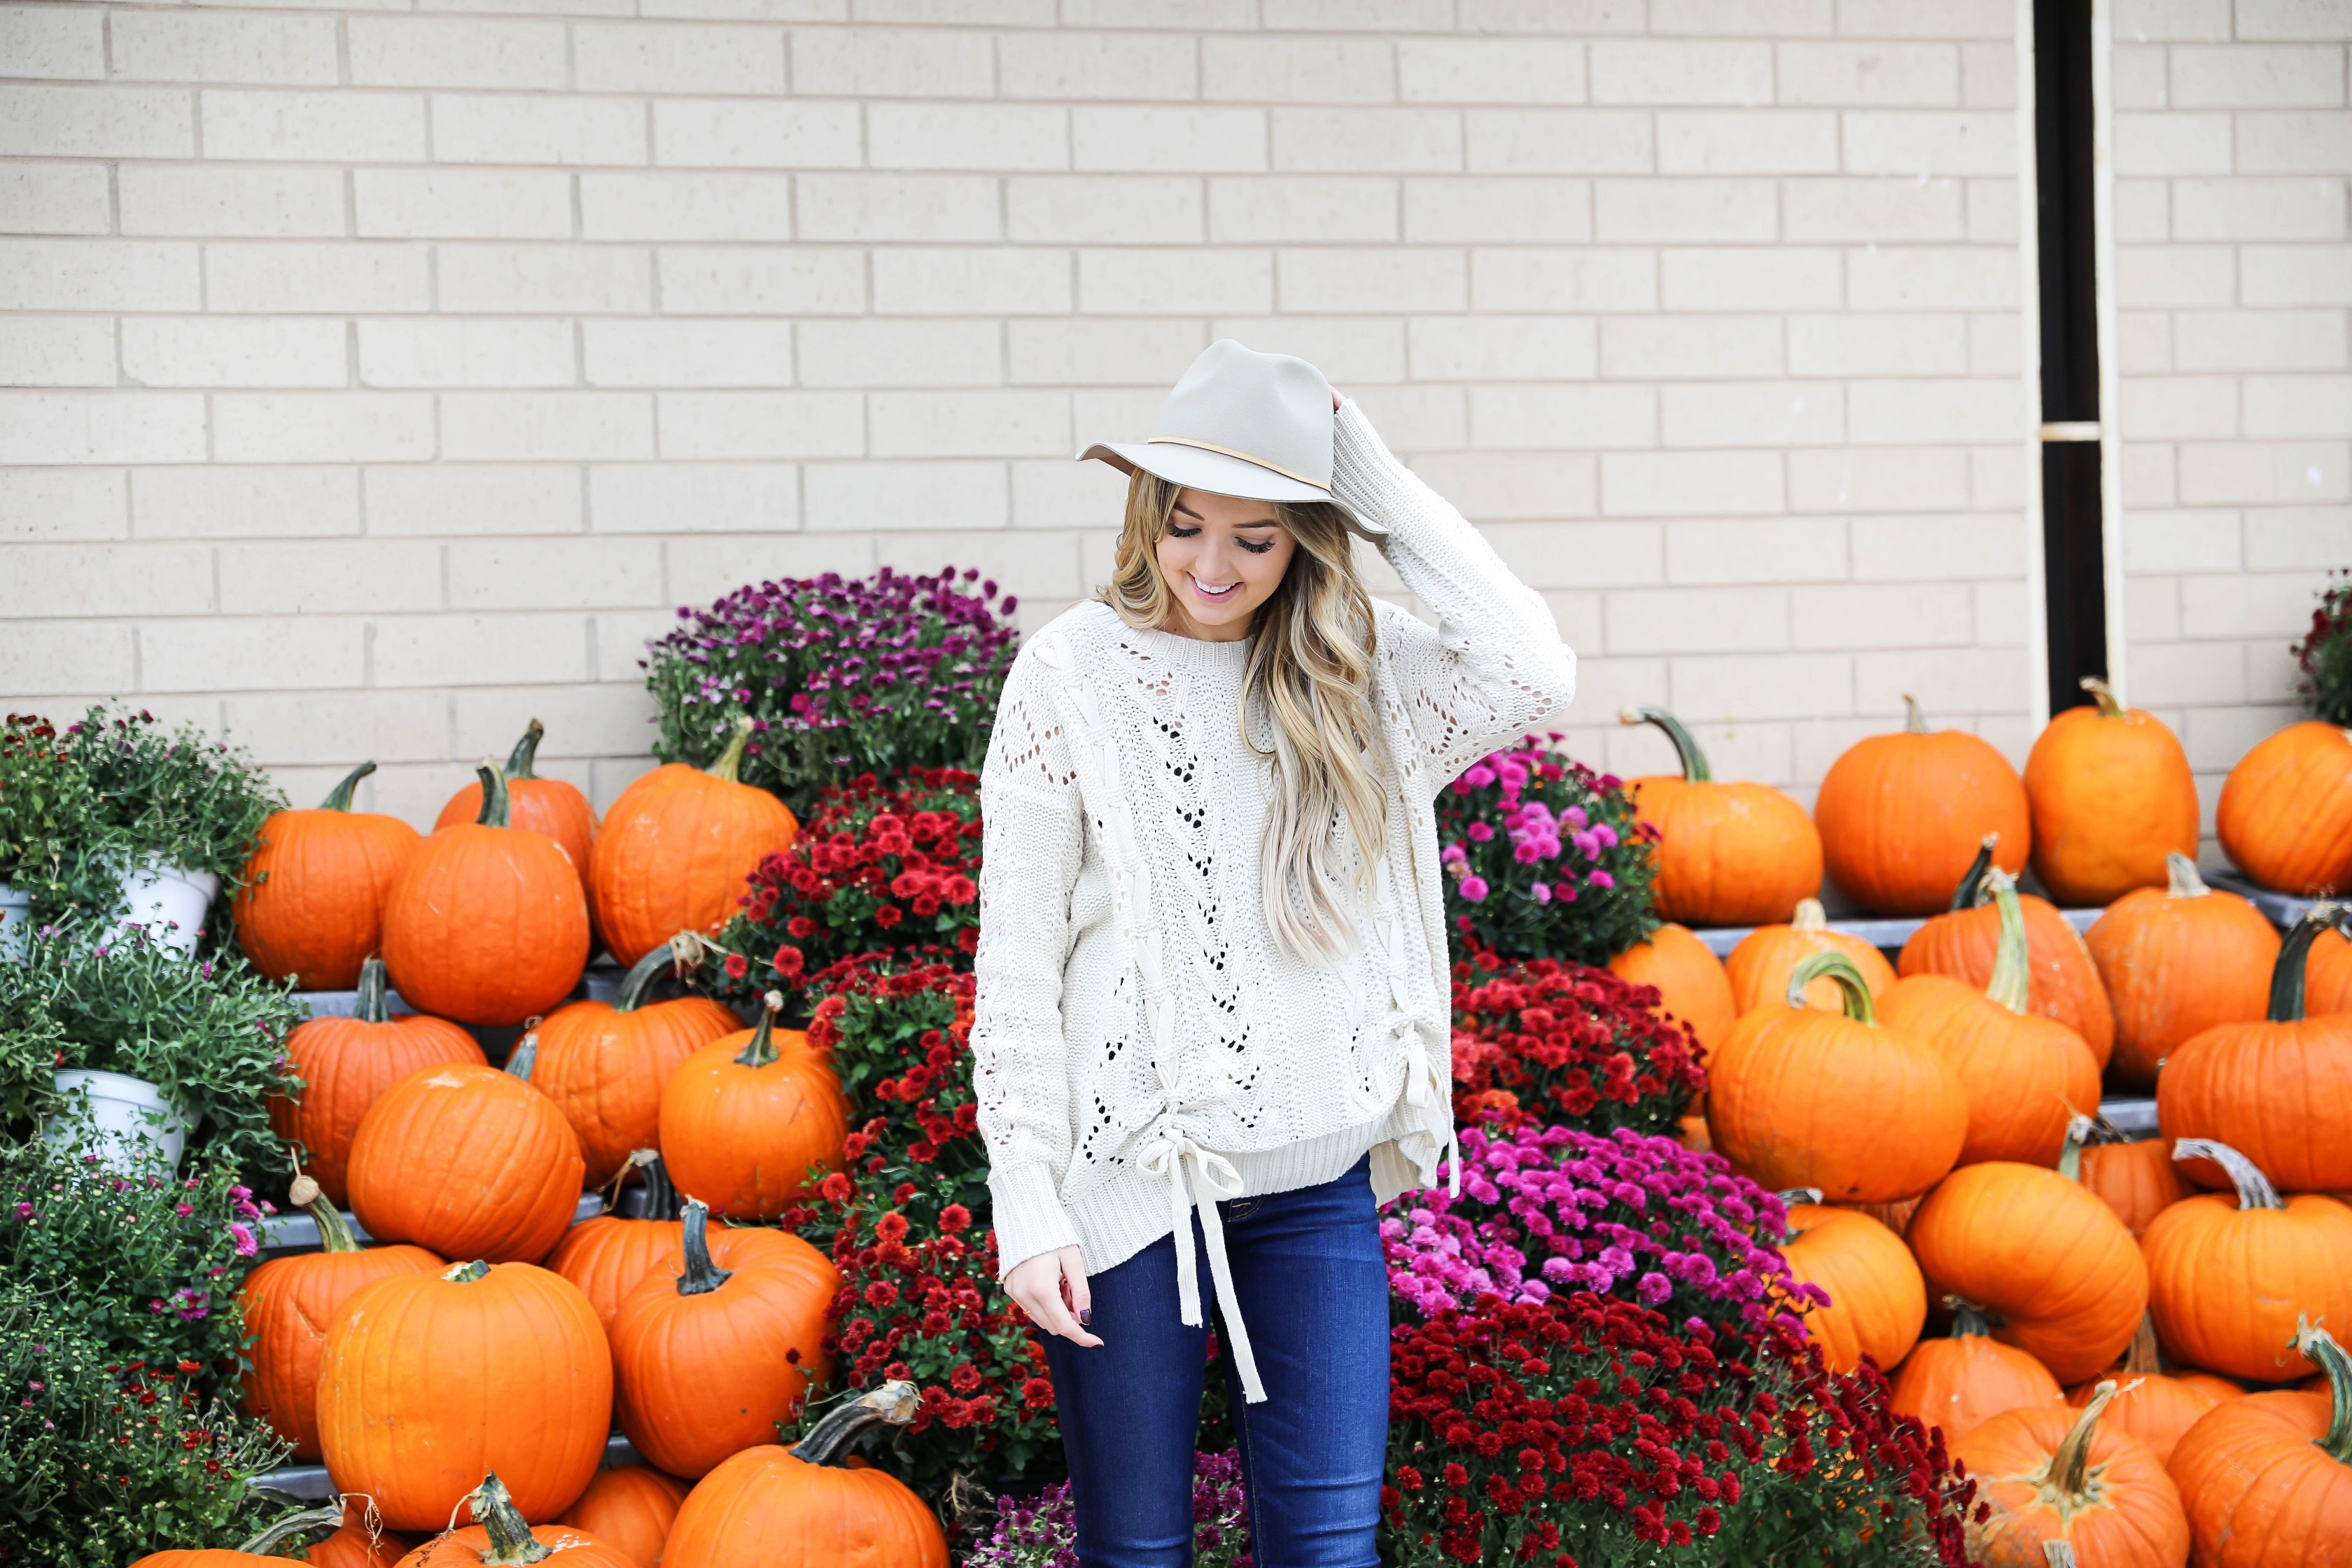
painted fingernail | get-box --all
[1078,1308,1091,1326]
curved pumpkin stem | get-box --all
[617,944,676,1014]
[2056,1114,2093,1182]
[2124,1312,2162,1376]
[788,1379,921,1468]
[354,955,391,1026]
[1901,694,1928,734]
[505,1020,540,1082]
[1942,1296,1995,1338]
[290,1169,362,1254]
[675,1199,735,1298]
[736,990,787,1069]
[1790,897,1828,932]
[1947,833,1999,911]
[1618,706,1712,783]
[2078,676,2127,719]
[444,1259,492,1284]
[622,1148,683,1222]
[2043,1544,2078,1568]
[237,1503,346,1555]
[2267,902,2342,1023]
[1787,951,1877,1025]
[2042,1380,2121,1500]
[708,717,757,785]
[2164,853,2211,900]
[1984,869,2032,1014]
[504,719,545,783]
[465,1473,552,1566]
[472,758,511,830]
[2293,1317,2352,1464]
[321,761,377,813]
[2172,1138,2286,1212]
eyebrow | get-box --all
[1172,502,1280,528]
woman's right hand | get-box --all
[1005,1245,1101,1347]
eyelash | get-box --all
[1168,524,1276,556]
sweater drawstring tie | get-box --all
[1134,1119,1259,1401]
[1376,861,1460,1198]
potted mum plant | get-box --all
[0,714,103,962]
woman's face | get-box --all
[1156,487,1297,642]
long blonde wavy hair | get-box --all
[1100,470,1389,962]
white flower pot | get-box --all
[0,883,31,962]
[117,860,219,958]
[48,1068,195,1172]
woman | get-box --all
[972,340,1576,1564]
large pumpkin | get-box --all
[2216,720,2352,896]
[589,718,799,968]
[1607,922,1736,1056]
[2077,1122,2194,1240]
[1889,1301,2065,1443]
[317,1261,611,1530]
[1952,1378,2190,1568]
[2023,677,2201,909]
[1723,897,1896,1015]
[436,720,598,881]
[2141,1139,2352,1385]
[528,937,741,1188]
[1813,695,2031,917]
[382,760,590,1027]
[271,958,488,1207]
[1877,871,2101,1169]
[557,1466,691,1568]
[2087,855,2281,1087]
[1898,836,2115,1069]
[1704,952,1964,1202]
[658,993,846,1222]
[546,1149,687,1361]
[346,1060,587,1266]
[662,1382,948,1568]
[234,762,421,990]
[1618,706,1823,926]
[610,1200,837,1479]
[2166,1318,2351,1567]
[240,1173,443,1462]
[394,1474,634,1568]
[1907,1159,2148,1385]
[1776,1192,1926,1373]
[2065,1314,2239,1466]
[2156,906,2352,1194]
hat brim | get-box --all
[1079,441,1387,538]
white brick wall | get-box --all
[0,0,2339,836]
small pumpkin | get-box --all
[394,1473,635,1568]
[2141,1139,2352,1385]
[2064,1314,2239,1465]
[611,1199,838,1479]
[2074,1119,2193,1240]
[1775,1189,1927,1374]
[1723,897,1896,1016]
[546,1149,687,1361]
[2024,676,2201,909]
[2216,720,2352,896]
[382,760,590,1028]
[1607,922,1736,1056]
[1704,951,1965,1202]
[2087,854,2281,1088]
[658,992,846,1222]
[234,762,421,990]
[589,718,799,969]
[346,1060,587,1266]
[556,1466,691,1568]
[240,1171,443,1462]
[1952,1377,2190,1568]
[317,1261,612,1531]
[1812,694,2032,917]
[271,958,488,1207]
[1898,834,2115,1069]
[296,1500,416,1568]
[1907,1158,2149,1385]
[2167,1317,2351,1568]
[1618,706,1824,927]
[661,1382,948,1568]
[2156,905,2352,1194]
[436,720,598,881]
[1889,1300,2066,1443]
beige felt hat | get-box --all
[1078,339,1383,536]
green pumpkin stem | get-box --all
[465,1473,552,1565]
[354,956,390,1026]
[628,1148,683,1222]
[1942,1296,1994,1338]
[708,717,757,785]
[2165,853,2210,899]
[321,762,377,813]
[504,1021,540,1082]
[616,943,678,1014]
[2079,676,2127,720]
[472,759,510,830]
[2293,1316,2352,1464]
[290,1170,361,1254]
[235,1502,346,1555]
[1786,951,1877,1025]
[2056,1114,2093,1181]
[1618,706,1712,783]
[2267,903,2342,1023]
[788,1379,921,1468]
[444,1259,492,1284]
[1984,869,2032,1014]
[504,720,545,782]
[2045,1380,2120,1497]
[1901,694,1928,735]
[2042,1543,2078,1568]
[675,1200,735,1297]
[2172,1138,2286,1212]
[736,990,786,1068]
[1947,833,2000,911]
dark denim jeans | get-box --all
[1041,1154,1389,1568]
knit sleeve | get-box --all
[1329,400,1578,796]
[971,645,1087,1276]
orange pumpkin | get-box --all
[527,938,741,1188]
[234,762,421,990]
[658,993,846,1222]
[2142,1139,2352,1385]
[346,1060,587,1266]
[240,1173,443,1462]
[1907,1159,2148,1385]
[383,760,590,1028]
[436,719,598,881]
[2087,855,2281,1088]
[662,1382,948,1568]
[271,958,489,1207]
[1618,706,1823,927]
[1608,923,1736,1056]
[1952,1378,2190,1568]
[547,1149,687,1363]
[1776,1193,1926,1373]
[2077,1124,2194,1240]
[394,1474,634,1568]
[2024,677,2201,909]
[1877,872,2101,1169]
[1723,898,1896,1016]
[1704,952,1965,1202]
[1898,836,2115,1069]
[2166,1318,2352,1567]
[2310,923,2352,1016]
[2064,1314,2238,1465]
[1813,695,2031,917]
[590,718,799,968]
[1889,1302,2065,1443]
[557,1466,692,1568]
[132,1502,414,1568]
[317,1261,611,1531]
[2157,906,2352,1194]
[2216,720,2352,896]
[611,1200,837,1479]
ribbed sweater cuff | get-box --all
[1329,400,1419,514]
[988,1162,1082,1280]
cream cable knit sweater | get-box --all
[972,402,1576,1401]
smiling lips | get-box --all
[1189,573,1241,599]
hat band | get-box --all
[1145,436,1326,491]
